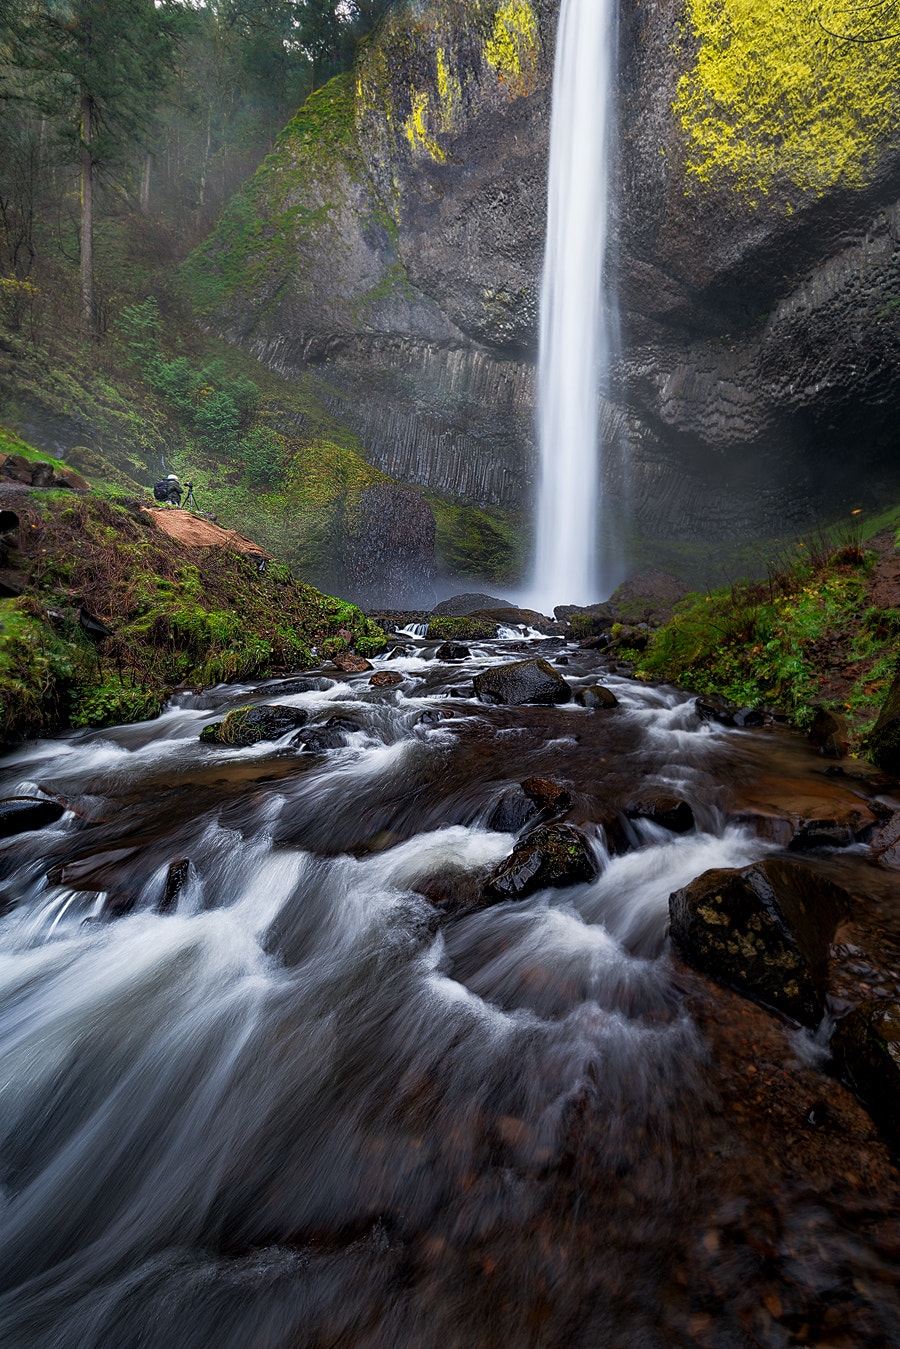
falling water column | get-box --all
[532,0,617,613]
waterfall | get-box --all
[531,0,618,614]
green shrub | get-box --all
[241,427,285,486]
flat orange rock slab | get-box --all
[728,774,878,845]
[144,508,270,557]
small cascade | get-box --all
[531,0,619,612]
[398,622,429,638]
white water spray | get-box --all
[531,0,618,614]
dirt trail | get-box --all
[144,508,270,557]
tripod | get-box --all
[184,483,197,511]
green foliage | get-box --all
[569,613,593,640]
[0,477,382,739]
[240,426,286,486]
[116,297,163,367]
[428,495,527,585]
[633,549,890,738]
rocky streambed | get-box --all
[0,629,898,1348]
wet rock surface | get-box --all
[669,858,852,1026]
[331,652,374,674]
[432,593,510,616]
[485,823,598,902]
[574,684,619,709]
[868,672,900,775]
[474,658,571,706]
[627,794,694,833]
[832,999,900,1150]
[369,671,403,688]
[0,796,65,837]
[199,705,310,746]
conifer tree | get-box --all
[0,0,184,336]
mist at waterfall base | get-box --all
[529,0,621,616]
[1,628,899,1347]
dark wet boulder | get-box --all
[293,717,361,753]
[419,708,455,725]
[369,671,402,688]
[200,705,309,746]
[554,603,613,630]
[521,777,572,813]
[574,685,619,709]
[831,999,900,1149]
[474,659,571,707]
[734,707,765,728]
[258,677,323,696]
[487,788,538,834]
[871,813,900,870]
[0,796,65,838]
[159,858,189,913]
[627,795,694,833]
[331,651,373,673]
[435,642,470,661]
[695,698,736,727]
[867,674,900,775]
[485,824,598,901]
[606,570,689,627]
[669,858,852,1026]
[808,706,849,757]
[432,592,510,616]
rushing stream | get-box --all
[1,632,898,1347]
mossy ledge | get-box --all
[0,481,385,744]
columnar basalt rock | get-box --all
[187,0,900,572]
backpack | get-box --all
[153,480,169,502]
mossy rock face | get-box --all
[474,658,570,707]
[831,999,900,1150]
[199,705,310,746]
[669,859,852,1026]
[427,616,497,641]
[868,674,900,775]
[485,823,598,902]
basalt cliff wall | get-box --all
[183,0,900,571]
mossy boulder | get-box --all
[867,673,900,775]
[485,823,598,902]
[669,858,852,1026]
[831,999,900,1150]
[427,616,498,642]
[200,705,309,746]
[474,658,570,706]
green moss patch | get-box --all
[426,615,498,641]
[630,536,899,747]
[0,484,385,742]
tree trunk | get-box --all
[79,94,98,339]
[140,151,152,213]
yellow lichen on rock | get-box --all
[404,89,447,161]
[484,0,538,96]
[675,0,900,199]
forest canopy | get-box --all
[0,0,402,335]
